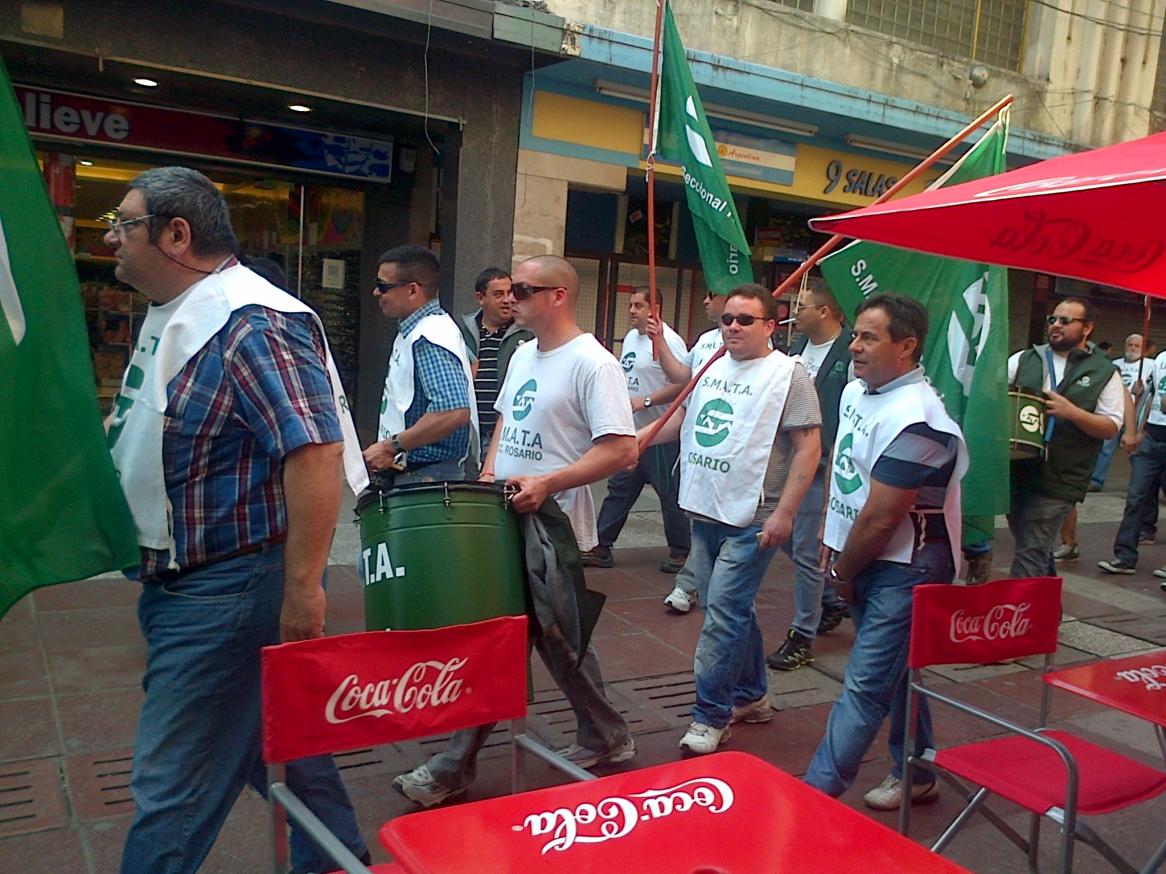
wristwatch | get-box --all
[389,433,404,453]
[829,565,848,585]
[642,395,653,408]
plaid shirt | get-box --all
[140,306,342,578]
[399,299,471,465]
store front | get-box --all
[20,83,434,423]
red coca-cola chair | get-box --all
[261,615,594,874]
[900,576,1166,873]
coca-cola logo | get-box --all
[949,602,1032,643]
[324,658,466,724]
[513,777,734,854]
[1115,663,1166,692]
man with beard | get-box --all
[1007,297,1123,576]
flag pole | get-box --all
[1139,295,1152,383]
[638,92,1015,453]
[645,0,667,359]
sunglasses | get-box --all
[1046,315,1085,327]
[373,279,412,295]
[720,313,767,327]
[510,282,561,301]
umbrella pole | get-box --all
[1140,295,1152,381]
[637,93,1015,454]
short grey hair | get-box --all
[128,167,237,257]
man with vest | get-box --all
[583,287,690,575]
[392,255,638,806]
[766,286,853,672]
[804,293,967,811]
[1007,297,1123,577]
[641,285,822,755]
[363,246,476,489]
[103,168,370,873]
[456,267,533,464]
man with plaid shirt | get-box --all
[104,168,370,874]
[363,245,476,488]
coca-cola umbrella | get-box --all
[808,130,1166,297]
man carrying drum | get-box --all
[392,255,639,807]
[1007,297,1123,577]
[363,246,476,489]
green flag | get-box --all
[0,56,138,619]
[656,1,752,294]
[819,118,1011,545]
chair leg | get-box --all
[269,764,289,874]
[1027,812,1041,872]
[1073,821,1137,874]
[932,787,990,854]
[510,717,527,794]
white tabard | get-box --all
[377,311,477,460]
[684,326,723,375]
[823,378,967,570]
[108,264,366,560]
[678,350,796,527]
[619,323,688,429]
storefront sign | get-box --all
[790,144,939,207]
[713,130,795,187]
[17,86,393,182]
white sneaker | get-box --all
[664,585,696,613]
[862,774,938,811]
[392,764,466,808]
[678,721,729,755]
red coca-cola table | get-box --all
[1045,648,1166,731]
[379,751,969,873]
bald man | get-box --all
[392,255,638,808]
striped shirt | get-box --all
[473,315,510,443]
[399,300,472,465]
[140,307,342,579]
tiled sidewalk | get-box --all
[3,516,1166,872]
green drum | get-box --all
[357,481,526,631]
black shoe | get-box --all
[817,603,849,635]
[581,546,614,568]
[1098,558,1136,575]
[766,629,814,671]
[659,549,688,574]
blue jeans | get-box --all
[780,469,842,639]
[1090,433,1119,488]
[688,518,778,728]
[120,545,366,874]
[803,541,954,797]
[1114,431,1166,566]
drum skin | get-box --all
[357,482,527,631]
[1009,389,1046,461]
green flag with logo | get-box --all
[819,117,1011,546]
[656,1,752,294]
[0,56,138,619]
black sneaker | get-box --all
[817,603,849,635]
[581,546,614,568]
[1098,558,1136,575]
[766,629,814,671]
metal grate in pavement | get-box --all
[0,758,67,836]
[64,751,134,821]
[611,673,696,730]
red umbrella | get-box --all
[809,130,1166,296]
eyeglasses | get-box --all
[373,279,412,295]
[1046,315,1086,327]
[720,313,767,327]
[104,214,156,237]
[510,282,561,301]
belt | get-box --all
[149,534,287,582]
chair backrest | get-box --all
[909,577,1062,669]
[262,615,528,764]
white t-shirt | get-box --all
[620,324,689,428]
[1007,349,1124,429]
[1146,352,1166,426]
[683,327,724,376]
[798,334,839,380]
[493,333,636,549]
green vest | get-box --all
[1013,345,1115,502]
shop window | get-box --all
[847,0,1028,72]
